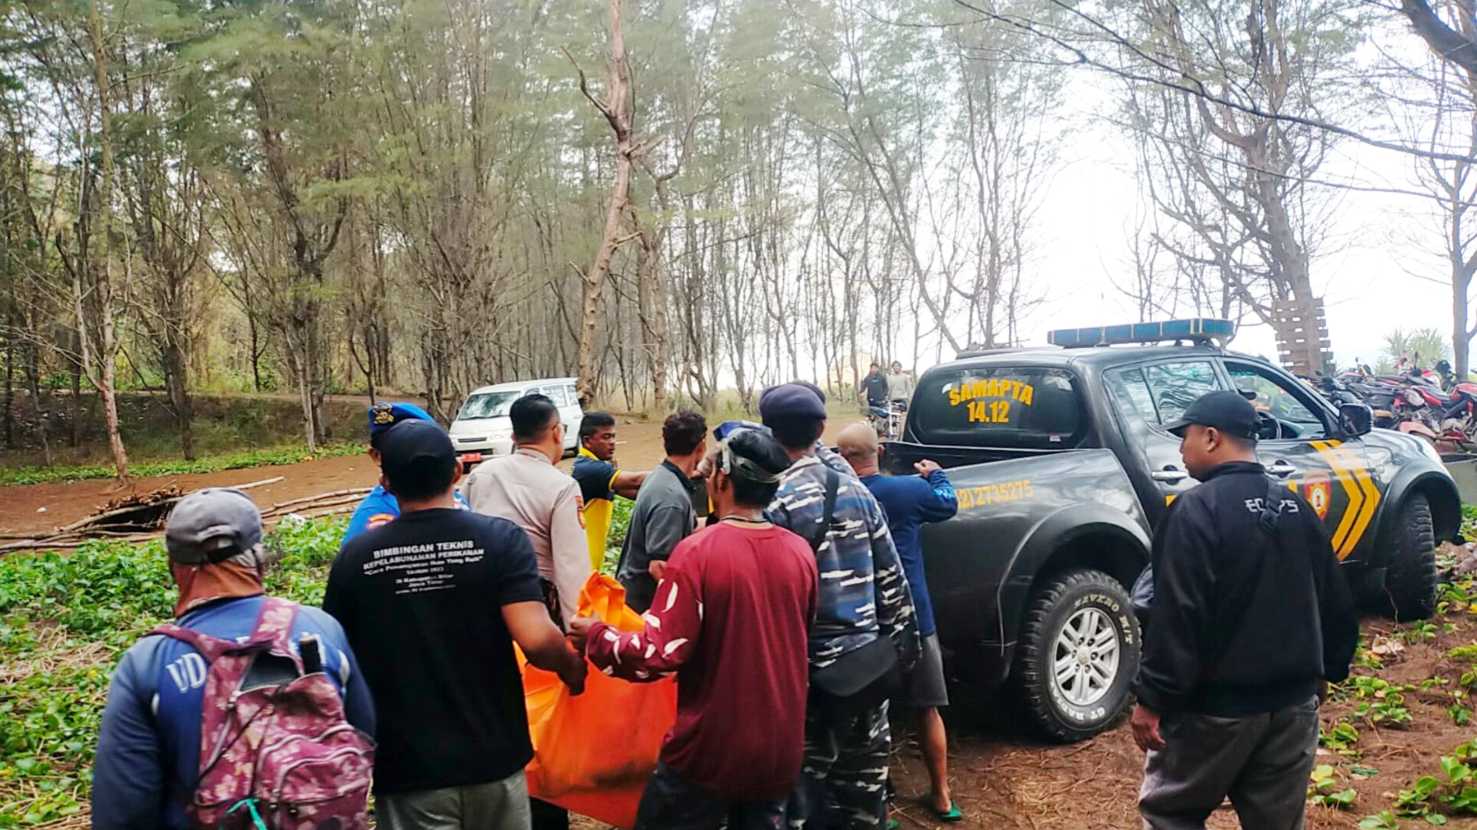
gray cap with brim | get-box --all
[164,488,264,565]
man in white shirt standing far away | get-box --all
[463,393,590,629]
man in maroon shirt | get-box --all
[569,428,817,830]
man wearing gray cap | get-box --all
[92,488,374,830]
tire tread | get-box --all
[1386,494,1437,621]
[1011,568,1137,743]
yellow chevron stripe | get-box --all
[1344,456,1382,560]
[1314,440,1363,557]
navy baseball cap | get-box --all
[759,383,828,423]
[1164,390,1259,440]
[379,420,457,490]
[368,402,435,447]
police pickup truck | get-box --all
[884,319,1460,742]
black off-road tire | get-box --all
[1383,494,1437,621]
[1010,568,1141,743]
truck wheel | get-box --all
[1382,494,1437,620]
[1011,569,1140,743]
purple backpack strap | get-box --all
[150,623,236,664]
[149,597,301,665]
[252,597,302,666]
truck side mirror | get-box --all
[1338,402,1373,437]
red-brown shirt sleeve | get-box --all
[587,554,702,682]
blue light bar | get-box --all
[1047,318,1235,348]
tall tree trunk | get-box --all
[3,305,14,450]
[574,0,634,407]
[1455,273,1470,379]
[87,0,129,481]
[25,331,50,466]
[162,339,194,459]
[69,335,82,449]
[632,181,672,416]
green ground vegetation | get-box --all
[0,444,360,487]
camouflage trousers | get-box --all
[788,700,891,829]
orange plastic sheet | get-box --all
[521,574,677,829]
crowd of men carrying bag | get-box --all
[90,381,1357,830]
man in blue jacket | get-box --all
[92,488,374,830]
[343,401,466,543]
[837,421,961,824]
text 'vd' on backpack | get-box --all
[151,597,374,829]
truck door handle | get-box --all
[1151,467,1189,483]
[1267,459,1296,478]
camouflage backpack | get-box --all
[151,598,374,829]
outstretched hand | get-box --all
[914,459,942,477]
[566,616,595,652]
[559,650,587,696]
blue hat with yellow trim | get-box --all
[368,402,436,447]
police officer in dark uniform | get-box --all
[1131,390,1358,830]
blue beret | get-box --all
[368,402,435,439]
[759,383,827,422]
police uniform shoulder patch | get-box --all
[575,493,586,529]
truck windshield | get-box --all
[458,390,522,420]
[911,367,1084,449]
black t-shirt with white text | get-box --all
[323,508,543,793]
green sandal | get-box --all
[930,802,964,823]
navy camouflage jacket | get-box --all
[766,454,921,671]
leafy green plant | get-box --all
[1309,764,1357,809]
[1451,705,1472,727]
[1394,774,1444,821]
[1353,647,1385,671]
[1440,580,1474,615]
[1387,741,1477,825]
[1321,720,1362,755]
[1461,504,1477,542]
[1449,644,1477,663]
[1403,621,1440,643]
[600,497,636,576]
[1350,677,1414,728]
[1358,811,1400,829]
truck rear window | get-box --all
[911,367,1084,449]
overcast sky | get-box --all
[991,29,1453,371]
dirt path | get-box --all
[0,419,675,536]
[0,454,378,536]
[0,415,852,536]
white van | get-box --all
[448,377,583,460]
